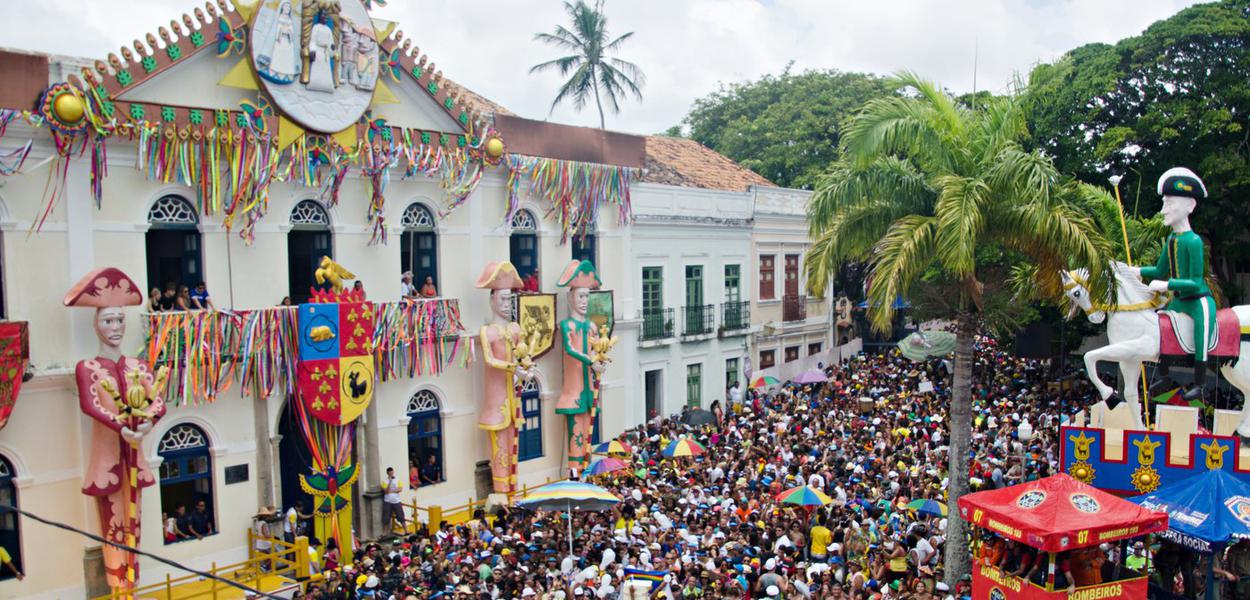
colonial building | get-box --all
[0,3,844,598]
[750,187,834,378]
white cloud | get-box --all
[0,0,1203,135]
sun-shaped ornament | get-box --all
[1069,461,1096,485]
[39,83,88,134]
[481,131,506,166]
[1131,464,1161,494]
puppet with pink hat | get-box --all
[476,261,534,493]
[64,267,168,592]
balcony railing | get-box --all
[782,294,807,322]
[682,304,715,336]
[641,308,674,341]
[721,300,750,331]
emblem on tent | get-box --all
[1225,496,1250,527]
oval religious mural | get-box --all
[250,0,379,133]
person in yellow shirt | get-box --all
[810,514,833,563]
[0,546,22,580]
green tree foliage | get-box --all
[530,0,645,129]
[806,72,1115,584]
[1025,0,1250,292]
[683,66,893,188]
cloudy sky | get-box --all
[2,0,1204,135]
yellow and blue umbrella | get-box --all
[662,438,707,458]
[592,439,633,455]
[904,499,948,517]
[776,485,833,508]
[516,480,620,555]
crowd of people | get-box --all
[147,281,215,312]
[267,336,1221,599]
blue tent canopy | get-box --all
[1128,469,1250,553]
[856,296,911,310]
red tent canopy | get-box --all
[956,474,1167,552]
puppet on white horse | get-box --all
[1061,168,1250,437]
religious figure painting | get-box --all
[249,0,378,133]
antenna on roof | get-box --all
[971,36,979,110]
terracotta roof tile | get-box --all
[642,136,775,191]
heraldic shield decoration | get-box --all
[297,301,376,425]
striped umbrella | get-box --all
[750,375,781,389]
[776,485,834,508]
[592,439,633,455]
[584,457,629,477]
[904,499,948,517]
[662,437,707,458]
[516,480,621,555]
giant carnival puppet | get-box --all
[66,268,168,592]
[1062,168,1250,438]
[476,261,538,494]
[555,260,616,476]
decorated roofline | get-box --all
[78,0,485,136]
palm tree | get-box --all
[806,72,1114,585]
[530,0,645,129]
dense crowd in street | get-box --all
[285,337,1102,599]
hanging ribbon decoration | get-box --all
[372,298,468,382]
[5,80,494,243]
[141,300,465,405]
[504,154,637,243]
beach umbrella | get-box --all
[662,437,707,458]
[750,375,780,389]
[516,480,620,555]
[793,370,827,385]
[897,331,956,362]
[584,457,628,477]
[592,439,633,455]
[776,485,833,508]
[682,408,717,427]
[904,499,948,517]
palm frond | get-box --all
[529,54,584,76]
[548,63,593,113]
[932,175,989,276]
[890,70,965,140]
[865,215,937,332]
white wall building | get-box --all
[750,187,833,378]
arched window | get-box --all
[0,456,20,579]
[146,195,203,304]
[509,210,539,287]
[518,378,543,461]
[406,390,444,487]
[158,424,215,544]
[288,200,333,304]
[400,203,439,297]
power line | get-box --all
[0,503,287,599]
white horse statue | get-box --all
[1061,262,1250,437]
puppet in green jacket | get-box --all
[1136,167,1216,402]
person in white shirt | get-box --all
[284,500,311,543]
[400,271,417,298]
[381,467,406,534]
